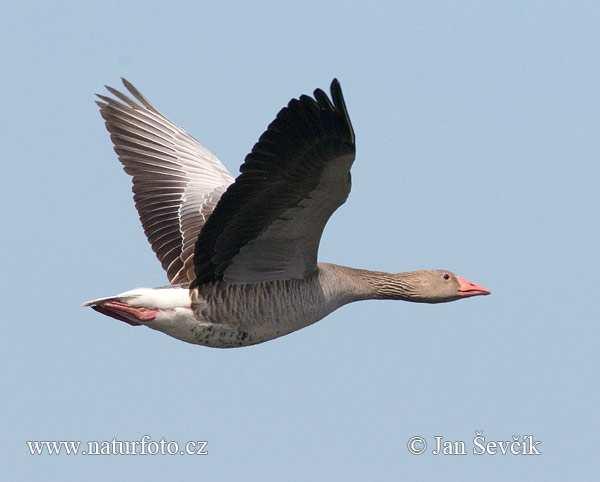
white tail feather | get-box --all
[82,287,191,309]
[81,294,140,307]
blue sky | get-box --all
[3,1,599,480]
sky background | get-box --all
[3,0,599,480]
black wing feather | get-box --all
[192,79,355,286]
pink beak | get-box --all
[456,276,491,297]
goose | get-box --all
[84,78,490,348]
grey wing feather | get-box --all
[96,79,233,285]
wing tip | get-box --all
[95,77,160,114]
[329,77,355,144]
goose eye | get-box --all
[442,273,450,281]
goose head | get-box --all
[400,270,491,303]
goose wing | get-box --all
[96,79,233,285]
[192,79,355,286]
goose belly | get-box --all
[188,277,345,348]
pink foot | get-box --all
[92,301,158,326]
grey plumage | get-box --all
[89,78,490,348]
[96,79,233,285]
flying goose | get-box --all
[85,78,490,348]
